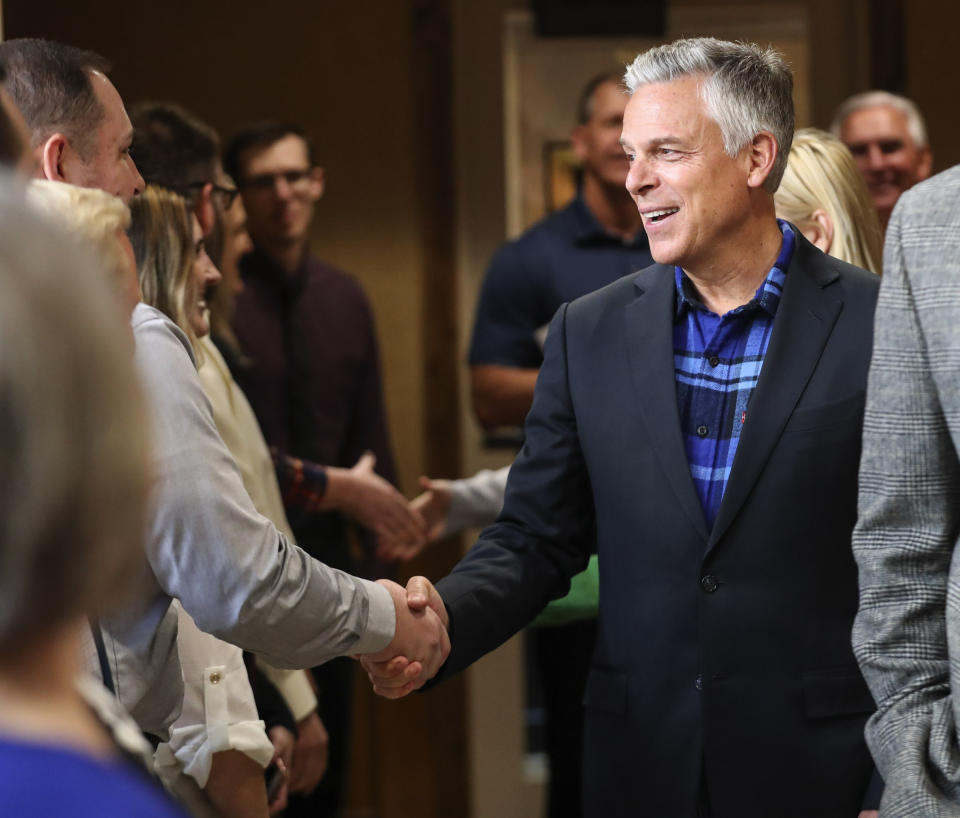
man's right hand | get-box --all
[359,577,449,698]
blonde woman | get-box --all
[129,186,277,818]
[774,127,884,273]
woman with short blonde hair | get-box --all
[774,127,884,273]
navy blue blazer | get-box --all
[436,230,880,818]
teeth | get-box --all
[644,207,679,221]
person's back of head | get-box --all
[25,179,137,314]
[130,102,225,263]
[130,102,220,201]
[0,173,147,658]
[774,127,883,273]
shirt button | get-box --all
[209,671,222,685]
[696,424,709,438]
[708,355,720,367]
[700,574,719,593]
[695,674,703,691]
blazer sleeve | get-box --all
[436,304,594,677]
[852,188,960,812]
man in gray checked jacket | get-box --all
[854,163,960,815]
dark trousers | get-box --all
[283,656,353,818]
[533,619,597,818]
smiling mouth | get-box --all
[642,207,679,225]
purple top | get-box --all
[231,246,397,574]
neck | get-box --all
[581,172,642,241]
[683,208,784,315]
[257,237,308,276]
[0,621,112,757]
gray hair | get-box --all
[830,90,928,149]
[623,37,795,192]
[0,174,148,655]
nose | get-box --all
[273,175,294,199]
[128,155,145,197]
[207,260,223,286]
[866,144,886,171]
[625,156,655,198]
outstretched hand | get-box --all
[377,476,452,562]
[326,452,427,556]
[359,576,450,699]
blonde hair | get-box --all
[129,185,199,352]
[25,180,131,294]
[774,128,883,273]
[0,176,148,654]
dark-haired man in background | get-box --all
[225,122,402,818]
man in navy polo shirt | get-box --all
[469,72,652,431]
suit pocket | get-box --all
[802,668,876,719]
[783,392,864,432]
[582,666,628,716]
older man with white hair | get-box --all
[832,90,932,230]
[368,37,882,818]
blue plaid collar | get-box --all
[674,220,795,321]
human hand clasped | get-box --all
[359,576,450,699]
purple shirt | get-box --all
[231,246,397,573]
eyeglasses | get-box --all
[239,169,314,195]
[185,181,240,210]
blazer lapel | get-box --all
[624,265,710,542]
[706,238,842,551]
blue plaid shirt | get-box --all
[673,221,795,528]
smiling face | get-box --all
[236,134,323,249]
[184,214,222,338]
[839,104,932,223]
[621,75,758,274]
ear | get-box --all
[745,131,778,190]
[916,144,934,182]
[570,124,589,163]
[308,167,325,201]
[803,209,834,254]
[195,182,216,236]
[39,133,69,183]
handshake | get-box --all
[357,576,450,699]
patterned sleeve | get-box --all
[271,447,329,516]
[852,181,960,814]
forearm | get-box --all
[470,365,539,429]
[204,749,269,818]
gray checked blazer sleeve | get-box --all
[853,166,960,815]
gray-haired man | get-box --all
[369,36,881,818]
[832,91,932,231]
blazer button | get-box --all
[695,674,703,691]
[700,574,719,593]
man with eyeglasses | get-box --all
[224,121,403,818]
